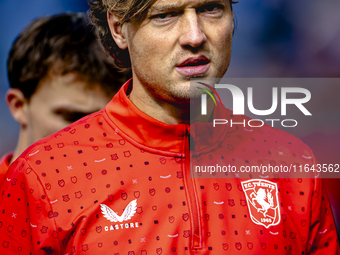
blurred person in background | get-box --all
[0,12,130,185]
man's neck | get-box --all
[129,78,214,125]
[129,87,190,125]
[11,129,29,164]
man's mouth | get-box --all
[176,56,210,77]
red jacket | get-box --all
[0,80,338,254]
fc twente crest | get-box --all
[241,179,280,228]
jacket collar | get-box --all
[104,79,230,156]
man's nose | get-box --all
[178,11,207,49]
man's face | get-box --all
[124,0,234,102]
[25,72,111,145]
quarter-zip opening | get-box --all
[183,128,203,250]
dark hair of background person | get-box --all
[88,0,238,69]
[7,12,130,101]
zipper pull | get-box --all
[186,130,195,152]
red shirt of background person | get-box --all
[0,1,338,254]
[0,13,130,185]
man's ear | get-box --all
[107,12,128,50]
[6,88,29,126]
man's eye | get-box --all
[55,110,90,123]
[156,13,171,19]
[151,12,177,21]
[199,4,224,14]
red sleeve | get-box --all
[0,158,60,254]
[307,178,339,254]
